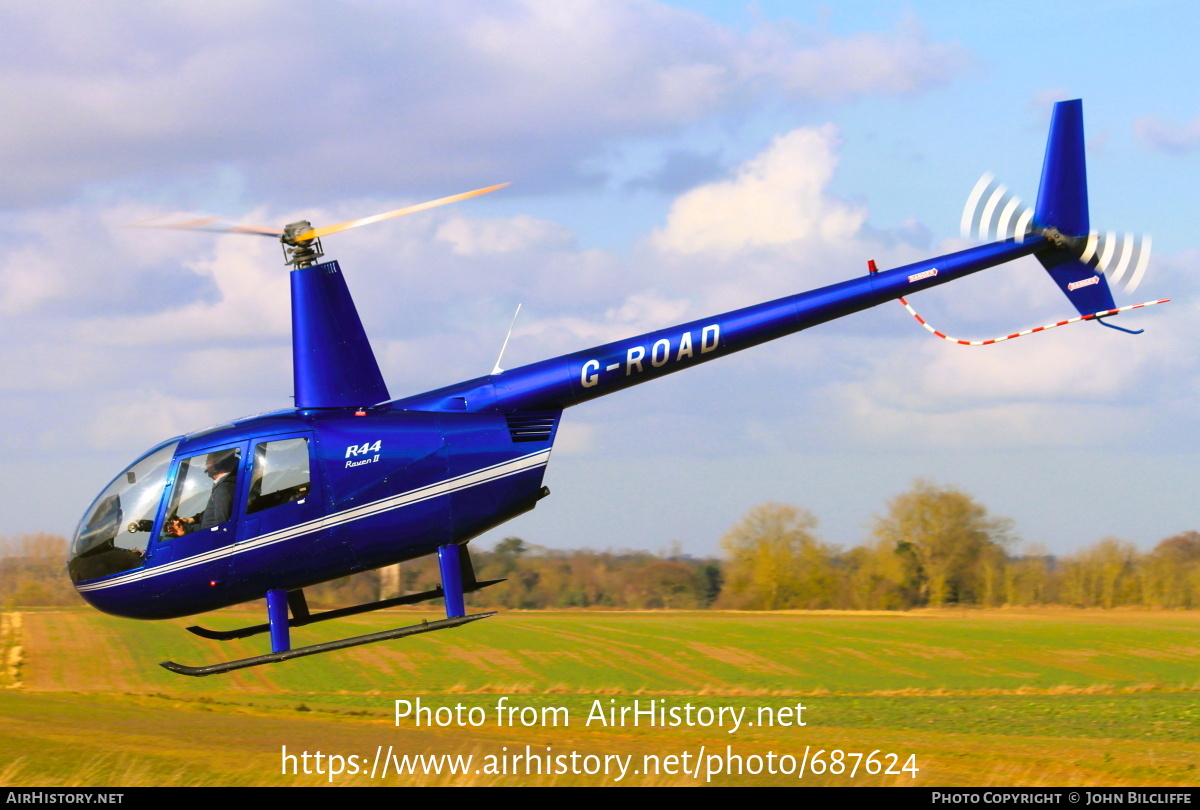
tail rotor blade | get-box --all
[961,173,994,239]
[1079,231,1100,264]
[996,196,1022,241]
[1014,208,1034,242]
[961,173,1033,242]
[1086,231,1153,293]
[979,182,1007,240]
[1109,233,1136,286]
[1124,234,1152,293]
[291,183,510,242]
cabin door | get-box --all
[150,441,249,596]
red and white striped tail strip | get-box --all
[898,297,1171,346]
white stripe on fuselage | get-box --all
[76,448,552,593]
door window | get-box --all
[162,447,242,538]
[247,438,311,514]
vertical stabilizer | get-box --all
[1034,99,1089,237]
[291,260,390,408]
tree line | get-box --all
[4,480,1198,610]
[714,483,1200,610]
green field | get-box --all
[2,608,1198,786]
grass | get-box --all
[2,608,1199,786]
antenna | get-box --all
[491,304,522,375]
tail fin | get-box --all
[1034,100,1090,238]
[963,100,1155,316]
[1033,100,1116,316]
[291,260,390,408]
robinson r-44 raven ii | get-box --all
[70,100,1167,675]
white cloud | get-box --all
[0,247,67,316]
[77,235,291,347]
[0,200,226,318]
[84,390,226,451]
[1028,88,1072,124]
[916,332,1155,402]
[168,346,292,399]
[811,284,1191,452]
[0,2,970,206]
[7,115,1183,474]
[1134,116,1200,154]
[650,124,866,255]
[520,291,696,347]
[552,421,597,455]
[436,214,573,256]
[846,327,1159,411]
[0,340,109,393]
[829,382,1138,450]
[744,14,970,101]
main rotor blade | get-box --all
[126,214,282,237]
[292,183,510,242]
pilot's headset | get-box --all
[205,449,239,477]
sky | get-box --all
[1,1,1197,559]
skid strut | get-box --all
[185,542,498,642]
[438,543,466,618]
[162,542,489,676]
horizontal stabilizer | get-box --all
[1036,250,1115,316]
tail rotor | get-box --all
[960,171,1153,294]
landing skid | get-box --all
[184,579,504,641]
[161,612,495,677]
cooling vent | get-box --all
[506,414,556,443]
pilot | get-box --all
[166,450,238,537]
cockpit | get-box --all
[70,430,316,585]
[69,439,180,582]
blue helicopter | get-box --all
[69,100,1161,676]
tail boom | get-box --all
[391,237,1048,414]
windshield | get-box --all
[69,439,180,583]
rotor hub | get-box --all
[1037,226,1087,255]
[281,220,324,268]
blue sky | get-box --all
[1,1,1196,558]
